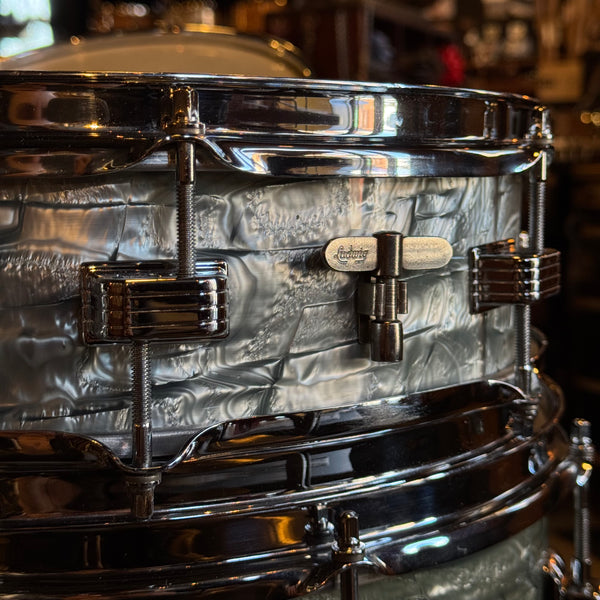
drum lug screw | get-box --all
[568,419,596,596]
[305,503,335,540]
[323,232,452,362]
[332,511,365,600]
[469,148,554,400]
[125,471,162,521]
[517,149,549,397]
[131,340,152,470]
[79,87,229,520]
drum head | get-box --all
[0,29,311,77]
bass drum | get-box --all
[0,40,570,600]
[0,28,311,77]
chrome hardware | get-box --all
[569,419,596,596]
[161,86,205,138]
[117,91,208,517]
[357,232,406,362]
[162,87,203,279]
[468,148,556,398]
[80,260,229,343]
[128,340,156,518]
[528,106,554,149]
[125,470,162,521]
[332,511,366,563]
[517,149,552,395]
[0,73,551,178]
[78,87,229,519]
[131,340,152,469]
[332,511,365,600]
[323,232,452,362]
[544,419,598,599]
[0,378,570,598]
[469,239,560,313]
[305,503,335,540]
[469,208,560,396]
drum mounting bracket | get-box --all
[302,510,385,600]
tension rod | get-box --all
[128,89,200,519]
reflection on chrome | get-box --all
[402,535,451,556]
[0,73,551,177]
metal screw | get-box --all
[176,141,196,279]
[529,176,546,256]
[570,419,595,592]
[128,339,155,519]
[131,340,152,469]
[333,511,364,600]
[514,152,548,396]
[515,304,533,396]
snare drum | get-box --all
[0,67,572,599]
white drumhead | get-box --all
[0,29,311,77]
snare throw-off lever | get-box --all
[323,232,452,362]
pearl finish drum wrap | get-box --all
[0,172,519,452]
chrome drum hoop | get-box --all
[0,73,551,178]
[0,376,572,599]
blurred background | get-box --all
[0,0,599,562]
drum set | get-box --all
[0,28,595,600]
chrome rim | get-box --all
[0,74,551,177]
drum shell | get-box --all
[0,172,520,451]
